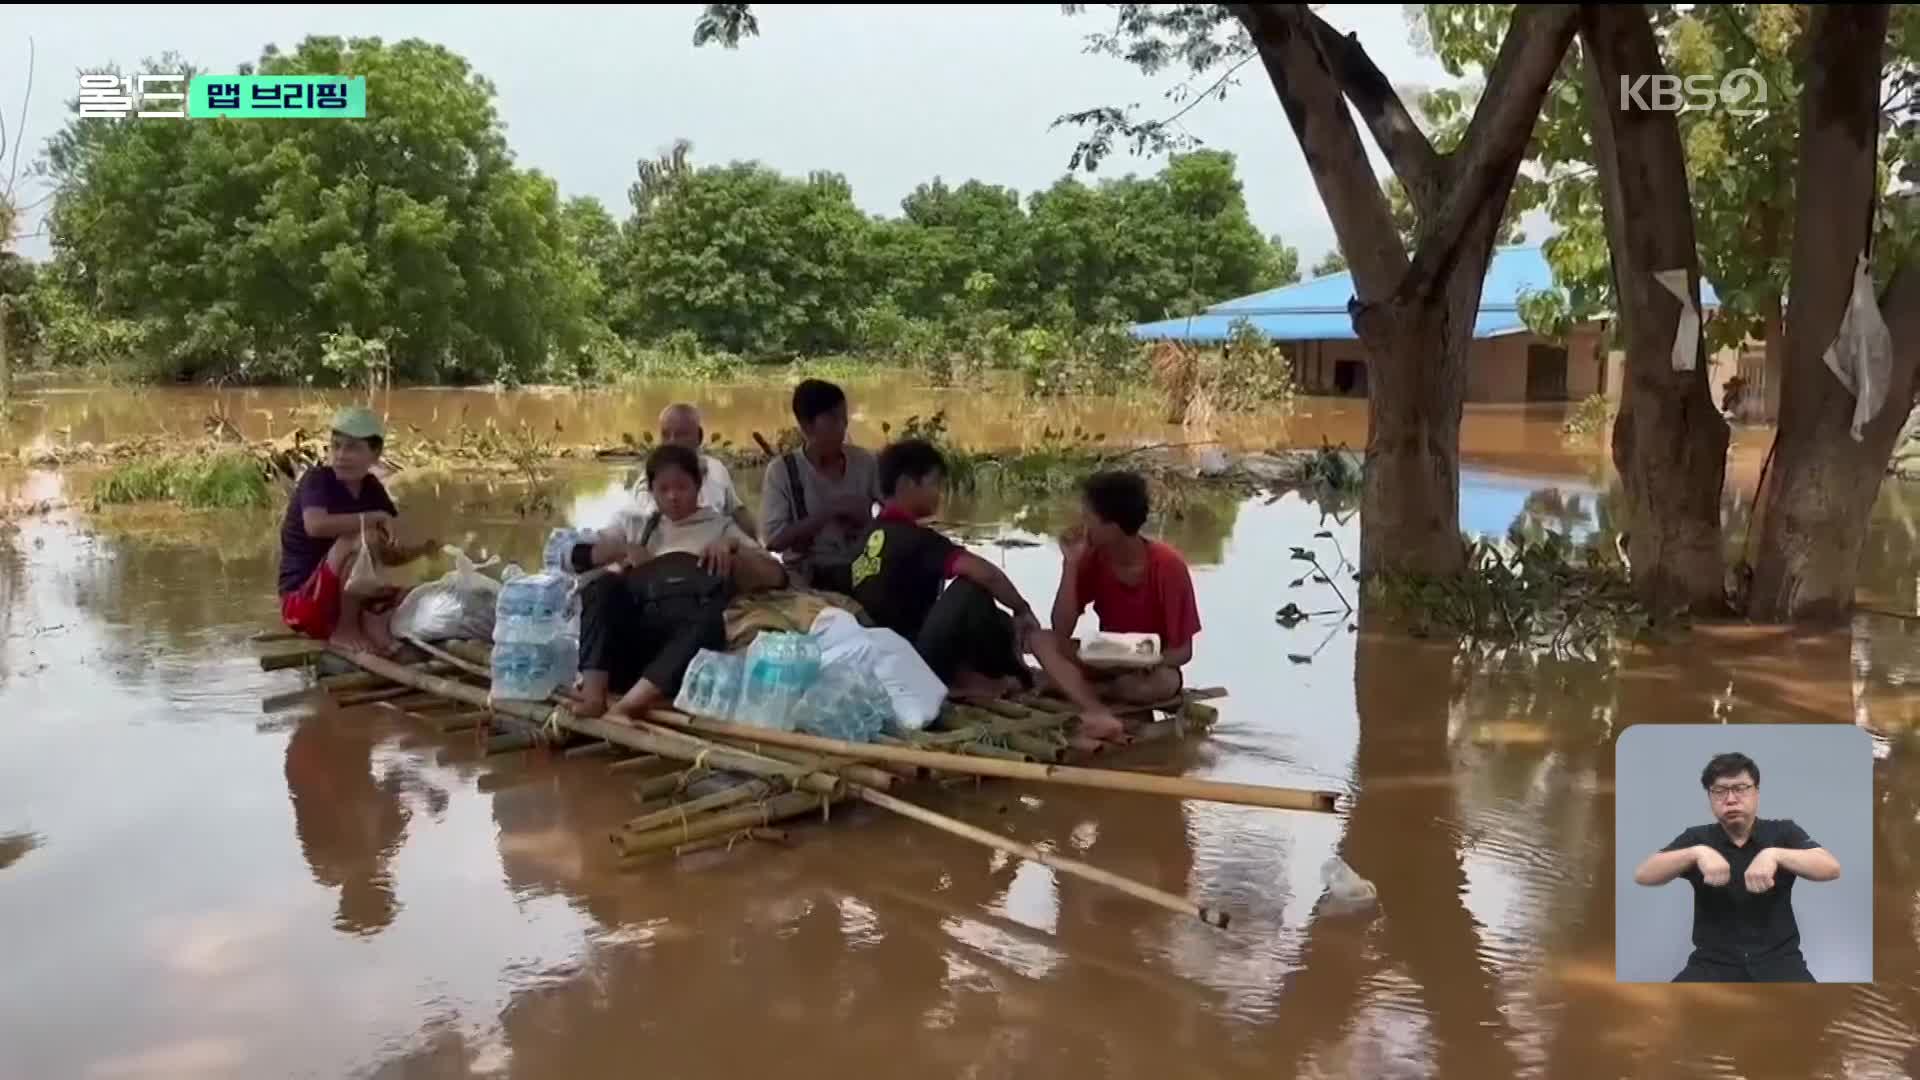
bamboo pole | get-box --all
[631,770,696,801]
[260,686,320,713]
[260,648,322,672]
[563,740,614,759]
[672,827,787,858]
[614,789,839,858]
[404,636,492,680]
[620,779,775,835]
[702,738,902,789]
[335,686,415,708]
[646,714,1341,815]
[607,753,675,774]
[853,784,1230,928]
[251,628,306,643]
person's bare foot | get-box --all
[328,627,375,655]
[363,615,400,658]
[1067,733,1107,755]
[566,690,606,718]
[1077,708,1130,745]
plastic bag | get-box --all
[1652,269,1701,372]
[1823,251,1894,442]
[344,514,406,597]
[1317,856,1379,916]
[808,608,946,732]
[674,648,746,721]
[391,546,502,643]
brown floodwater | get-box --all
[1,384,1914,1080]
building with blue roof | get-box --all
[1131,245,1729,404]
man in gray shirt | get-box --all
[760,379,880,595]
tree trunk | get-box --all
[1233,3,1574,579]
[1747,4,1900,623]
[0,296,11,409]
[1354,200,1510,576]
[1758,298,1786,423]
[1580,5,1730,614]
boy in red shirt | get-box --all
[1051,470,1201,704]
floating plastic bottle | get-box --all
[734,631,822,731]
[674,649,746,721]
[788,657,892,743]
[1318,856,1379,916]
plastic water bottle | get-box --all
[789,660,891,743]
[543,528,587,573]
[736,632,821,730]
[674,649,746,720]
[496,571,571,624]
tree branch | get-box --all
[1306,11,1447,213]
[1406,4,1577,295]
[1230,3,1407,301]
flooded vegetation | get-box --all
[3,384,1917,1079]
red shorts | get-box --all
[281,561,343,640]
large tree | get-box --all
[40,36,595,384]
[1061,4,1575,576]
[1417,5,1920,423]
[1746,4,1915,622]
[694,4,1577,577]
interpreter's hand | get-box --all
[700,537,736,579]
[1745,848,1781,893]
[622,542,653,569]
[1695,845,1732,887]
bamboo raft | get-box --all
[255,629,1343,929]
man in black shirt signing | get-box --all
[1631,751,1842,982]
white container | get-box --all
[1078,631,1162,669]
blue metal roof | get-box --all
[1130,245,1722,344]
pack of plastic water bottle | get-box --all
[788,656,892,743]
[734,631,822,731]
[542,527,595,574]
[673,648,746,721]
[491,570,578,702]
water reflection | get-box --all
[4,457,1919,1078]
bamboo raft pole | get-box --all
[317,643,1257,927]
[853,784,1231,928]
[645,714,1341,815]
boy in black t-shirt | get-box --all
[853,440,1128,747]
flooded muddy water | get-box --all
[1,385,1915,1080]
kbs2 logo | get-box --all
[1618,69,1768,116]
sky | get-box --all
[0,4,1480,267]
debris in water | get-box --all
[1317,856,1379,916]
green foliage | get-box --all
[1561,394,1613,440]
[1310,250,1347,278]
[40,36,597,385]
[94,452,274,509]
[1412,5,1920,355]
[1369,529,1668,662]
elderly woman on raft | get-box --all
[563,442,787,721]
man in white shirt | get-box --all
[629,403,756,537]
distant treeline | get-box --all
[0,35,1302,387]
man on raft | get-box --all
[276,407,439,656]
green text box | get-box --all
[188,75,366,119]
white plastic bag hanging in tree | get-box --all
[1652,269,1700,372]
[1823,251,1894,442]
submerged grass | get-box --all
[94,452,274,510]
